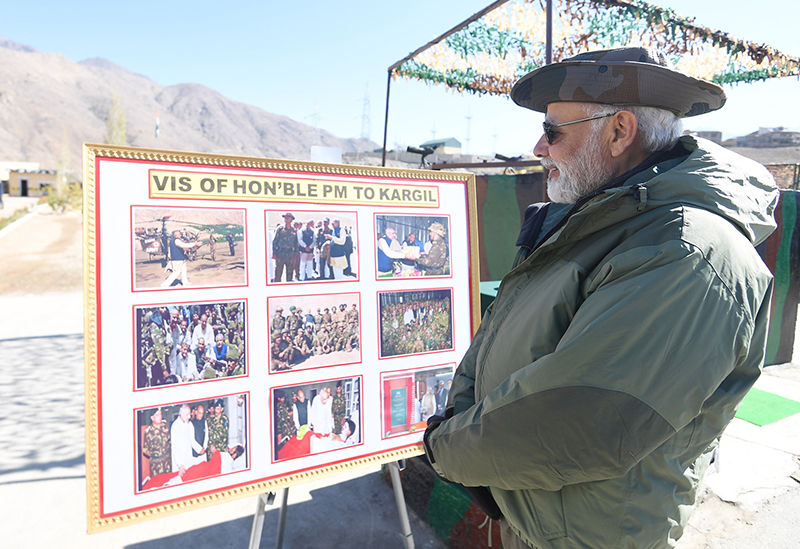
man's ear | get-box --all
[608,110,639,158]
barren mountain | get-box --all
[0,37,377,178]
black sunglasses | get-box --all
[542,112,616,145]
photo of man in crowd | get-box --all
[266,211,358,283]
[375,214,451,278]
[381,364,455,438]
[136,394,248,492]
[378,289,453,358]
[268,293,360,372]
[135,301,246,389]
[132,207,246,290]
[271,377,362,462]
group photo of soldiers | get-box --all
[135,301,246,389]
[268,293,361,372]
[132,207,246,291]
[272,377,362,462]
[381,365,454,438]
[378,289,453,358]
[136,394,248,492]
[266,210,358,283]
[375,214,451,278]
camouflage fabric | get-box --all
[285,314,301,334]
[346,308,359,324]
[416,238,449,275]
[272,313,286,334]
[272,226,297,259]
[207,413,229,454]
[143,421,171,476]
[332,394,346,435]
[143,312,171,375]
[277,401,297,439]
[510,46,726,118]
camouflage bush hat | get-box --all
[428,222,446,238]
[510,46,726,117]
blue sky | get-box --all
[3,0,798,156]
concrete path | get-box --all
[1,209,798,548]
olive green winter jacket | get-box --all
[424,136,778,548]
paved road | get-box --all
[1,209,798,548]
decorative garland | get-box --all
[394,0,800,95]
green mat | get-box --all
[735,387,800,426]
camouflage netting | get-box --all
[394,0,800,94]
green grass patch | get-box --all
[735,388,800,426]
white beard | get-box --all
[541,125,615,204]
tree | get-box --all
[104,89,127,146]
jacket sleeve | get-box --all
[426,240,771,491]
[447,302,493,415]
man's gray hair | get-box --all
[583,104,683,153]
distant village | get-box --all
[3,127,800,199]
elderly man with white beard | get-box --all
[423,47,778,549]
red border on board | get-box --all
[92,155,473,520]
[147,167,442,208]
[130,204,249,293]
[378,362,456,441]
[131,298,250,392]
[131,391,252,496]
[373,212,453,281]
[375,286,456,360]
[100,440,422,519]
[264,208,360,286]
[266,291,363,375]
[268,374,366,464]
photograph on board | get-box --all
[381,364,455,438]
[375,214,451,278]
[268,293,361,372]
[266,210,358,284]
[378,288,453,358]
[272,377,362,462]
[132,206,246,291]
[134,300,246,389]
[136,394,249,493]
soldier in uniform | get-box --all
[271,334,289,371]
[207,399,229,457]
[275,390,297,444]
[332,383,346,435]
[316,218,333,279]
[314,308,324,330]
[208,232,217,261]
[142,408,171,477]
[285,306,301,334]
[415,222,449,276]
[226,233,236,256]
[143,307,172,385]
[293,328,312,362]
[322,307,333,325]
[346,321,359,351]
[272,213,297,282]
[271,306,286,336]
[332,303,347,323]
[346,303,359,325]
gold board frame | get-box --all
[83,143,480,533]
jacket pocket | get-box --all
[523,487,567,541]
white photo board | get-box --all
[82,144,479,532]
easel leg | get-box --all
[249,490,288,549]
[389,460,415,549]
[248,493,270,549]
[275,488,289,549]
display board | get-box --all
[83,144,479,532]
